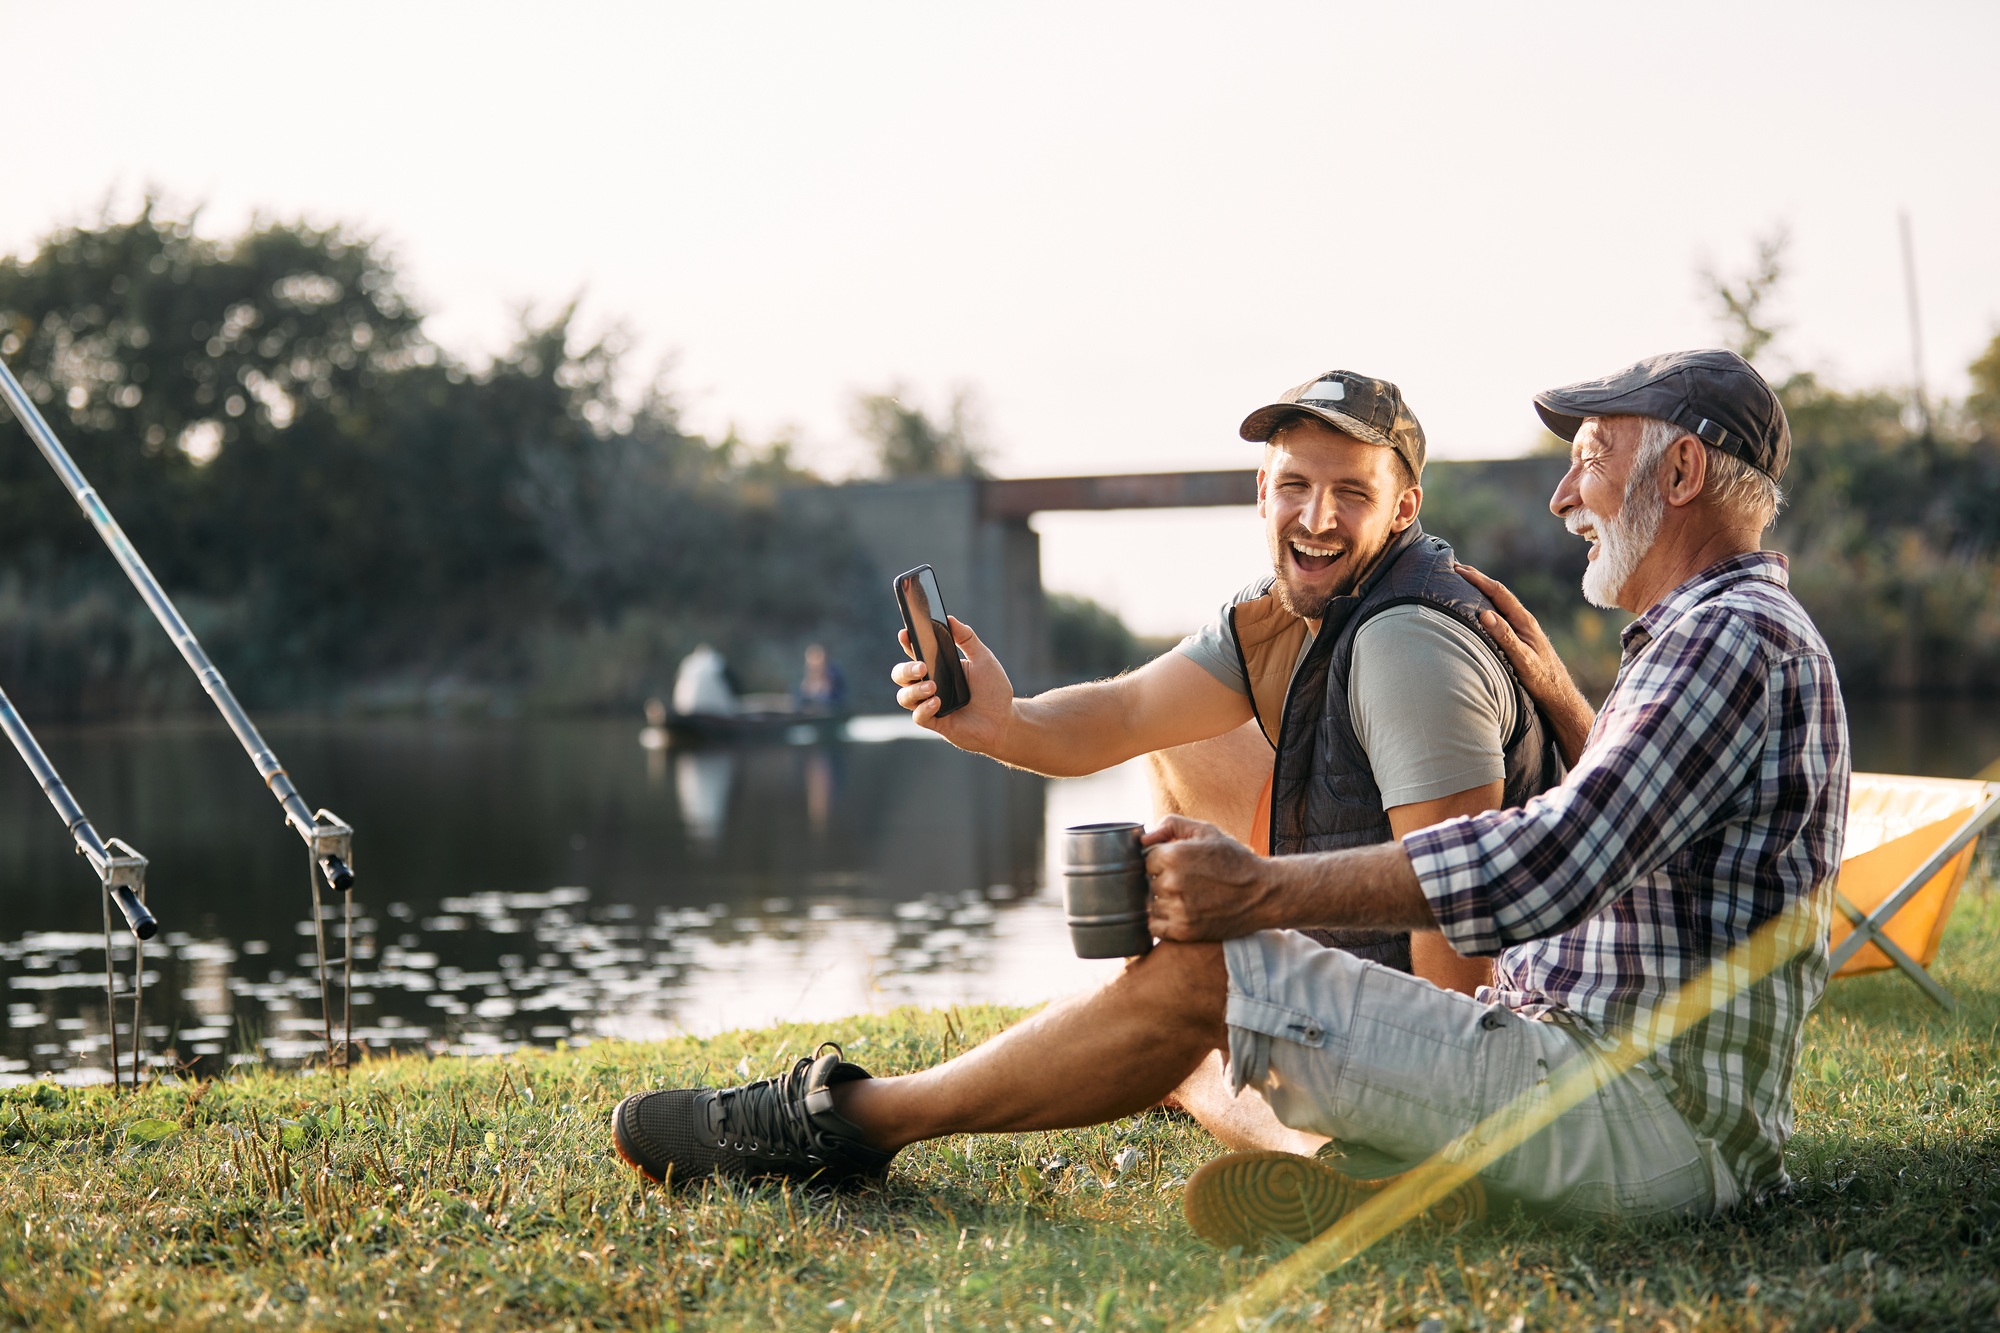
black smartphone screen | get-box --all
[893,564,972,718]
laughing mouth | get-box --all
[1566,517,1602,560]
[1289,539,1344,574]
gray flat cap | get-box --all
[1534,349,1790,481]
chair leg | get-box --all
[1833,892,1957,1011]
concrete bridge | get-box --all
[783,457,1566,691]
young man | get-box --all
[609,353,1844,1243]
[610,367,1581,1173]
[892,370,1558,989]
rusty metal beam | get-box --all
[980,470,1258,519]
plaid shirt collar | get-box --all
[1620,550,1791,657]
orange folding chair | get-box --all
[1831,773,2000,1011]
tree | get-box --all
[1967,331,2000,436]
[853,385,989,477]
[1700,226,1789,367]
[0,202,877,716]
[1046,591,1142,681]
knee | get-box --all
[1121,940,1228,1039]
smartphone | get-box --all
[893,564,972,718]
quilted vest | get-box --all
[1229,522,1564,970]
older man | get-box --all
[609,350,1848,1245]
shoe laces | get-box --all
[713,1043,846,1156]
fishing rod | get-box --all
[0,683,156,1090]
[0,354,357,1068]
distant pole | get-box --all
[1899,210,1932,437]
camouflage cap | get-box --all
[1239,371,1426,480]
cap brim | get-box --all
[1239,403,1394,450]
[1532,397,1587,443]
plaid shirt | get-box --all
[1404,551,1849,1197]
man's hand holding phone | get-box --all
[892,616,1015,754]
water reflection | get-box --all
[0,717,1134,1082]
[674,749,735,848]
[1,699,1990,1084]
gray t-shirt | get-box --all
[1177,589,1516,808]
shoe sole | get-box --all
[610,1094,667,1184]
[1183,1151,1485,1249]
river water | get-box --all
[2,700,1995,1084]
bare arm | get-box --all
[1390,785,1502,995]
[1139,782,1505,952]
[893,617,1252,777]
[1143,814,1432,942]
[1455,563,1596,767]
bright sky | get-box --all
[4,2,1996,634]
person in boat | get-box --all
[671,644,741,719]
[796,643,848,714]
[609,351,1848,1244]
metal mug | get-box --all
[1061,821,1153,958]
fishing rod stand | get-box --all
[2,680,159,1088]
[3,353,361,1079]
[96,837,155,941]
[309,809,355,893]
[95,838,154,1092]
[302,809,356,1072]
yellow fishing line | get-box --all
[1191,894,1824,1331]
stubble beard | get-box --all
[1269,526,1392,621]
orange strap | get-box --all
[1250,772,1273,856]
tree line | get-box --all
[1427,231,2000,701]
[1,206,1995,719]
[0,203,892,718]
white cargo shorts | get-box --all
[1223,929,1741,1221]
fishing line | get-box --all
[130,909,145,1088]
[309,846,334,1070]
[101,884,121,1093]
[343,885,354,1072]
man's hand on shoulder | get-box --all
[1456,562,1596,767]
[1142,815,1289,941]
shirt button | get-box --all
[1480,1012,1506,1031]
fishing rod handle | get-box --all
[110,885,158,941]
[319,854,354,893]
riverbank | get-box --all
[3,890,1996,1331]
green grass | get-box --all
[4,889,1998,1331]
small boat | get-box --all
[662,706,850,743]
[652,647,849,744]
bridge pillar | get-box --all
[782,477,1051,690]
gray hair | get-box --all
[1636,417,1783,531]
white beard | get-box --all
[1571,472,1664,610]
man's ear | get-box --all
[1255,466,1269,518]
[1662,435,1707,508]
[1392,483,1423,532]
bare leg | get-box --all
[1143,722,1327,1150]
[834,942,1227,1152]
[1167,1050,1328,1155]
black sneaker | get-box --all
[611,1043,897,1188]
